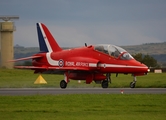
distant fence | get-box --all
[150,68,166,73]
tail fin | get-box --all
[36,23,62,52]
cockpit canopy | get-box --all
[94,44,134,60]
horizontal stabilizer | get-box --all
[14,66,46,69]
[9,56,42,62]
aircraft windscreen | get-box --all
[94,44,133,60]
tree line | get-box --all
[132,53,160,68]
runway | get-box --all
[0,88,166,95]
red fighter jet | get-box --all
[11,23,149,89]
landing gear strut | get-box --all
[60,72,69,89]
[130,76,137,88]
[106,73,111,83]
[101,73,110,88]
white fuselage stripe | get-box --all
[46,53,59,66]
[99,63,147,69]
[89,63,97,67]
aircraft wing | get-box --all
[14,66,93,71]
[9,56,42,62]
[48,66,91,71]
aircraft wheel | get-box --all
[130,82,135,88]
[60,80,67,89]
[101,80,108,88]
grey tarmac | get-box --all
[0,88,166,95]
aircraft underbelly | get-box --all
[68,72,106,82]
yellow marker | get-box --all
[34,75,47,84]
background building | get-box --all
[0,16,19,69]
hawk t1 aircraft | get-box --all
[11,23,149,89]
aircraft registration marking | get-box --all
[65,61,89,67]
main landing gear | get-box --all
[60,80,67,89]
[130,76,137,88]
[101,73,111,88]
[60,72,69,89]
[101,80,109,88]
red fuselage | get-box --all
[32,45,148,76]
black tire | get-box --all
[130,82,135,88]
[101,80,108,88]
[60,80,67,89]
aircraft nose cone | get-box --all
[142,63,149,73]
[133,60,149,74]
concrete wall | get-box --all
[0,22,14,69]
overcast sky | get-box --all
[0,0,166,47]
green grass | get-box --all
[0,69,166,88]
[0,94,166,120]
[0,69,166,120]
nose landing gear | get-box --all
[130,76,137,88]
